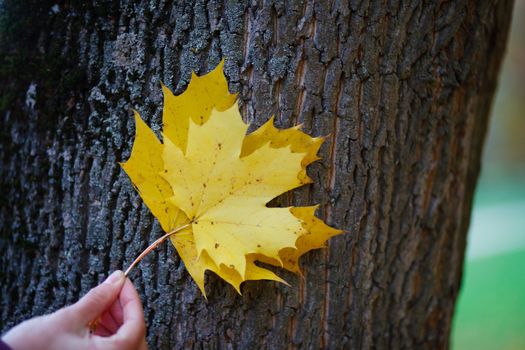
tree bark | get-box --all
[0,0,513,349]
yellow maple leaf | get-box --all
[121,60,343,296]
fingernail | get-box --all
[104,270,124,284]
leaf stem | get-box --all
[124,223,191,276]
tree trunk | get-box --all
[0,0,513,348]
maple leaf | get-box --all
[121,60,343,296]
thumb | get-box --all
[70,270,126,324]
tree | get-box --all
[0,0,513,348]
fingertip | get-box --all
[70,272,126,324]
[104,270,125,285]
[92,278,146,348]
[120,279,145,334]
[120,278,143,310]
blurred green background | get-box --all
[451,2,525,349]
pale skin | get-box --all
[1,270,148,350]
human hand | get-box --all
[2,271,147,350]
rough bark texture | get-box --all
[0,0,513,349]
